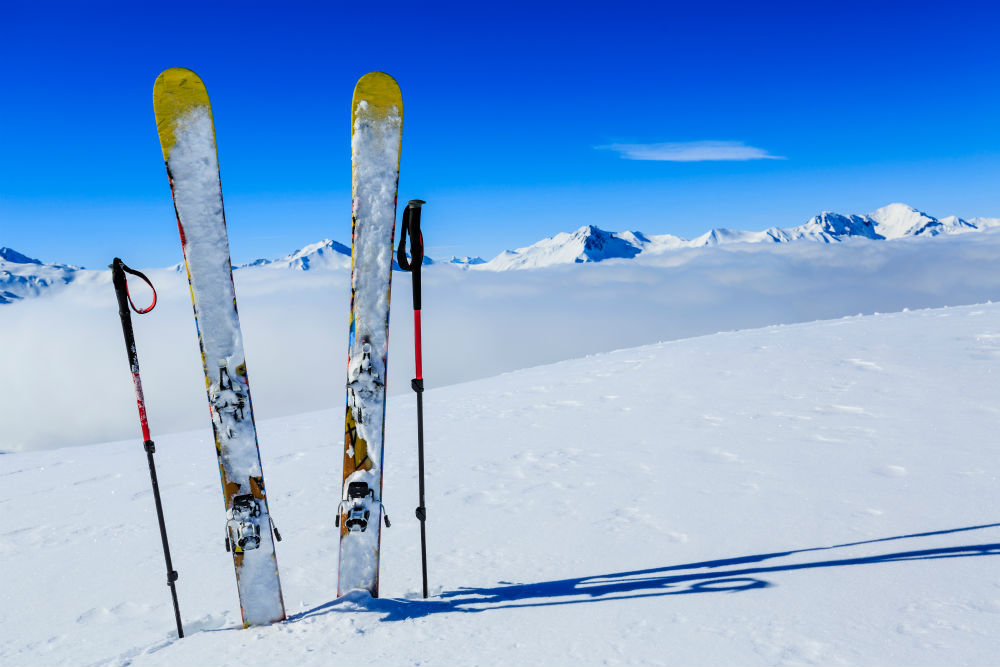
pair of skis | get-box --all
[125,68,422,629]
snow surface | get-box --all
[2,303,1000,665]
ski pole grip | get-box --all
[111,257,157,315]
[396,200,426,305]
[111,258,130,321]
[407,200,424,311]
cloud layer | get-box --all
[5,231,1000,451]
[601,140,784,162]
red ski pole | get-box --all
[111,258,183,638]
[396,200,429,598]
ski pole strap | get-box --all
[396,199,425,273]
[112,258,157,314]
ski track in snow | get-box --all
[2,304,1000,665]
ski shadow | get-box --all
[289,522,1000,623]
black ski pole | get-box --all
[111,258,184,639]
[396,200,429,598]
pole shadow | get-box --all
[288,522,1000,624]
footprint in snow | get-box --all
[846,358,883,371]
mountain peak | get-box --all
[482,224,642,270]
[240,238,351,270]
[867,203,942,238]
[0,248,42,265]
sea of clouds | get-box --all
[4,229,1000,452]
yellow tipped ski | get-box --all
[151,67,285,627]
[152,67,214,161]
[339,72,403,597]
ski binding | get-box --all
[225,494,262,552]
[210,361,248,439]
[346,342,382,425]
[336,481,390,533]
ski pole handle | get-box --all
[396,199,425,309]
[112,258,157,315]
[111,258,157,442]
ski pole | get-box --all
[111,258,184,639]
[396,199,429,598]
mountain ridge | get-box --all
[5,203,999,302]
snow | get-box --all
[168,105,260,483]
[481,225,643,269]
[868,203,946,238]
[4,204,1000,303]
[341,96,402,594]
[474,203,995,270]
[2,303,1000,665]
[240,239,351,271]
[165,103,283,625]
[0,247,81,303]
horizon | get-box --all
[1,200,991,270]
[4,3,1000,268]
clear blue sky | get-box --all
[3,1,1000,268]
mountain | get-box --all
[484,225,659,270]
[477,203,997,270]
[240,239,351,270]
[0,247,81,304]
[5,204,1000,303]
[448,256,486,266]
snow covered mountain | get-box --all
[478,203,1000,269]
[0,247,81,304]
[5,204,1000,303]
[483,225,651,270]
[240,239,352,270]
[447,255,486,265]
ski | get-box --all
[338,71,402,597]
[152,67,285,626]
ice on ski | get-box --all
[348,98,400,386]
[168,105,260,483]
[338,97,401,594]
[233,538,284,626]
[167,102,282,624]
[346,97,400,460]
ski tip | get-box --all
[152,67,213,159]
[353,71,402,120]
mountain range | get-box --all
[0,247,81,304]
[481,203,1000,270]
[4,203,998,303]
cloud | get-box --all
[6,231,1000,451]
[600,140,785,162]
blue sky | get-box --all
[3,1,1000,268]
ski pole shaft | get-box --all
[397,200,429,597]
[111,258,184,639]
[415,382,427,598]
[145,439,184,638]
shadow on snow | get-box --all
[289,522,1000,623]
